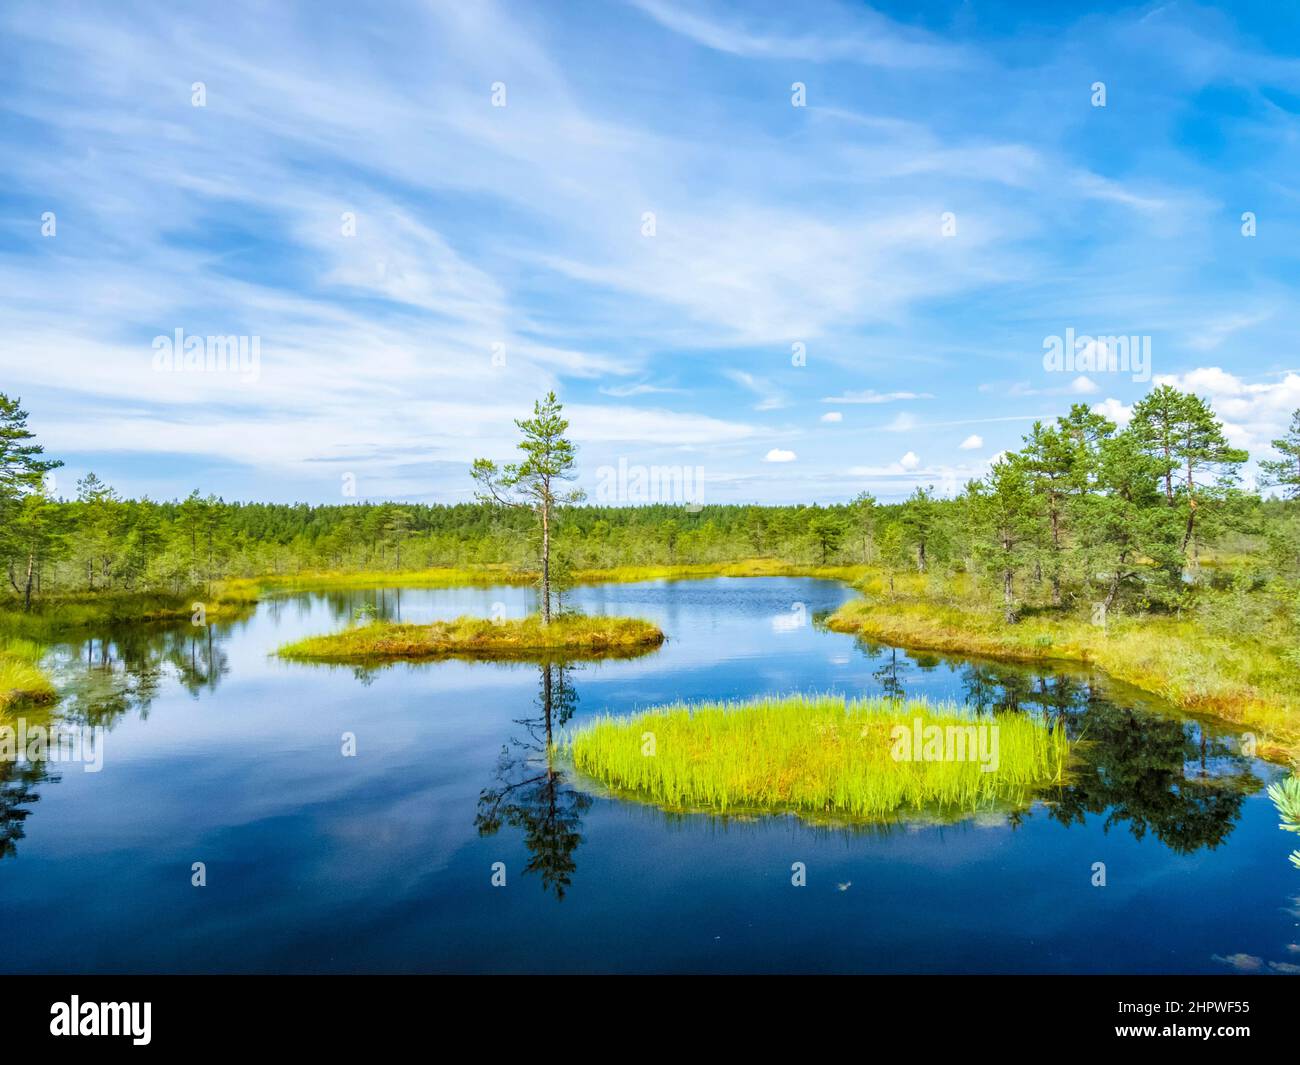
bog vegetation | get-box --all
[566,694,1071,821]
[1,386,1298,748]
[277,614,665,663]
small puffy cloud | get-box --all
[959,434,983,450]
[764,448,797,462]
[1070,375,1099,394]
[821,411,843,423]
[899,450,920,470]
[1092,397,1132,427]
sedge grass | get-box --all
[566,694,1070,822]
[0,637,56,709]
[277,612,665,663]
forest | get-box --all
[0,386,1295,615]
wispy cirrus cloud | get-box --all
[1,0,1297,503]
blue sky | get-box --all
[2,0,1299,505]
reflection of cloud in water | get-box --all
[770,603,807,633]
[1211,952,1263,971]
[1212,951,1300,974]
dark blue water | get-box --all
[1,577,1296,974]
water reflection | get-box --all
[475,661,591,900]
[0,758,51,861]
[2,592,1268,874]
[0,620,233,861]
[53,622,232,725]
[857,639,1256,853]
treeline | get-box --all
[1,387,1297,619]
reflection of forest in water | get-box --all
[0,619,235,861]
[861,638,1258,854]
[476,643,1264,900]
[268,586,530,628]
[0,602,1266,879]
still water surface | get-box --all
[1,577,1296,974]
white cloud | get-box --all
[899,451,921,470]
[844,455,992,499]
[629,0,971,69]
[764,448,797,463]
[959,434,983,450]
[1151,368,1300,456]
[821,411,843,423]
[822,390,934,404]
[725,369,787,411]
[569,404,761,445]
[598,381,681,397]
[1070,375,1100,395]
[1092,397,1133,427]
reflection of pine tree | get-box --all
[474,662,591,899]
[1049,704,1248,853]
[952,657,1250,853]
[871,646,907,703]
[57,619,232,725]
[0,760,52,861]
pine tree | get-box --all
[850,492,877,563]
[1131,384,1186,504]
[807,512,846,564]
[970,455,1037,623]
[1260,410,1300,499]
[1131,385,1247,562]
[1081,429,1180,611]
[900,487,938,573]
[1020,421,1076,605]
[472,393,584,623]
[0,395,63,610]
[876,521,909,596]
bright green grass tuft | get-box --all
[566,694,1070,822]
[0,637,56,709]
[277,612,665,663]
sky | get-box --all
[2,0,1299,506]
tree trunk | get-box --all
[541,497,551,624]
[1103,573,1120,612]
[543,664,553,747]
[1181,455,1197,555]
[1049,500,1062,605]
[22,552,34,612]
